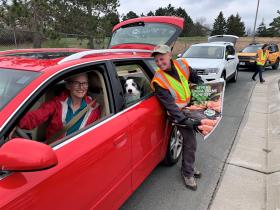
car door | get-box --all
[225,45,237,77]
[0,64,132,210]
[112,60,168,191]
[268,44,277,64]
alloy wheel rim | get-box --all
[170,126,183,159]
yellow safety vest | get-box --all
[151,59,191,109]
[256,49,268,66]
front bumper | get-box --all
[238,59,256,68]
[199,73,220,82]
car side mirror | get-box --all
[177,53,182,58]
[227,55,235,60]
[0,138,58,172]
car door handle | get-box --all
[113,134,128,148]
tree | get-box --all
[211,11,226,35]
[155,4,176,16]
[154,4,194,36]
[56,0,120,48]
[226,13,245,36]
[122,11,138,21]
[256,19,268,37]
[268,10,280,36]
[147,11,154,16]
[0,0,55,47]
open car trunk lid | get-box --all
[208,35,239,46]
[109,16,184,50]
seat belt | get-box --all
[46,100,98,144]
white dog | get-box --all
[124,78,141,104]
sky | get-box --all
[117,0,279,32]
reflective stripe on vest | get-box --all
[256,49,268,66]
[151,60,191,109]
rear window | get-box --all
[183,46,224,59]
[0,69,39,110]
[110,23,178,47]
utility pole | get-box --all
[252,0,260,43]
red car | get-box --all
[0,16,184,209]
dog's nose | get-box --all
[128,89,132,93]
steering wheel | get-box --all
[14,127,32,140]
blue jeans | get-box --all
[252,65,264,81]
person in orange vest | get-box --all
[252,44,269,83]
[150,44,210,191]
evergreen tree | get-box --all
[268,10,280,36]
[226,13,245,36]
[256,19,268,37]
[154,4,194,36]
[122,11,138,21]
[147,11,154,16]
[211,11,226,35]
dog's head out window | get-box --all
[115,63,153,108]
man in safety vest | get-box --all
[151,44,209,191]
[252,44,269,83]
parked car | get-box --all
[237,43,280,70]
[0,16,184,210]
[178,35,239,83]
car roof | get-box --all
[0,48,152,72]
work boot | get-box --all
[181,171,197,191]
[194,168,202,178]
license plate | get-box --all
[239,62,245,65]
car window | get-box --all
[241,45,261,53]
[183,46,224,59]
[5,64,111,145]
[146,59,158,72]
[226,45,235,56]
[114,62,153,108]
[110,23,178,47]
[0,69,39,111]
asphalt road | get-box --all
[121,68,280,210]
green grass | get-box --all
[0,37,111,51]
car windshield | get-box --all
[0,69,39,111]
[110,23,177,46]
[182,46,224,59]
[242,45,261,53]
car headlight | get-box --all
[205,68,219,74]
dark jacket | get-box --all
[153,60,202,123]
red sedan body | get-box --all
[0,16,184,209]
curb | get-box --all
[210,74,280,210]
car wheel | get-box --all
[229,67,238,83]
[272,58,279,70]
[163,126,183,166]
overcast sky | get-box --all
[117,0,279,31]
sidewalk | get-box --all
[210,74,280,210]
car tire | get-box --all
[272,58,279,70]
[163,126,183,166]
[229,67,238,83]
[221,71,226,82]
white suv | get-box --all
[178,35,239,82]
